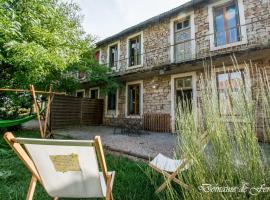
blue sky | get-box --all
[74,0,190,41]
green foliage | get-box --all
[0,0,119,121]
[0,92,32,120]
[157,60,270,199]
[0,0,94,91]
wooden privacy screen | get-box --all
[143,113,171,133]
[50,95,103,130]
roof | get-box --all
[96,0,205,46]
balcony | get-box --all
[105,18,270,75]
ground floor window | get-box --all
[127,84,141,115]
[107,91,117,111]
[76,90,85,98]
[217,70,245,115]
[90,88,99,99]
[175,76,193,111]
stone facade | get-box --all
[82,0,270,134]
[97,0,270,74]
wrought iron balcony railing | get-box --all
[103,17,270,75]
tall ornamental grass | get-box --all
[150,60,270,200]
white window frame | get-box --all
[125,80,143,118]
[208,0,247,51]
[170,11,196,63]
[105,89,119,118]
[107,41,120,71]
[126,31,144,69]
[76,89,85,97]
[89,87,100,99]
[170,72,197,132]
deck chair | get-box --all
[4,132,115,200]
[149,132,209,193]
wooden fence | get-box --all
[143,113,171,133]
[50,95,103,129]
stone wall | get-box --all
[97,0,270,74]
[143,75,171,114]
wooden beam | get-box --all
[0,88,66,95]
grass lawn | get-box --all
[0,130,159,200]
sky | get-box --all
[74,0,190,41]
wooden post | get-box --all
[43,84,52,138]
[30,85,44,138]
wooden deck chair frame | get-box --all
[4,132,114,200]
[149,132,209,193]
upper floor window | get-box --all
[109,44,118,68]
[129,35,141,67]
[77,71,86,80]
[95,51,100,63]
[174,16,192,62]
[209,0,247,50]
[213,1,241,47]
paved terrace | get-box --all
[23,120,177,159]
[23,120,270,163]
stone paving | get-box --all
[23,120,177,159]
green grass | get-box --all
[0,130,158,200]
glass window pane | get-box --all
[217,71,244,115]
[129,36,141,66]
[183,19,190,28]
[128,84,140,115]
[176,22,182,30]
[107,92,116,110]
[214,8,226,46]
[109,45,118,67]
[226,4,240,43]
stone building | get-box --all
[77,0,270,134]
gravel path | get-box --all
[23,120,177,159]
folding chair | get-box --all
[4,132,115,200]
[149,132,209,193]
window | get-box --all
[175,76,193,110]
[174,16,192,62]
[107,91,117,110]
[129,35,141,67]
[127,84,141,115]
[77,71,86,80]
[95,51,100,62]
[109,45,118,68]
[217,70,244,115]
[76,90,85,98]
[213,1,241,47]
[90,89,99,99]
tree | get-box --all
[0,0,110,91]
[0,0,119,122]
